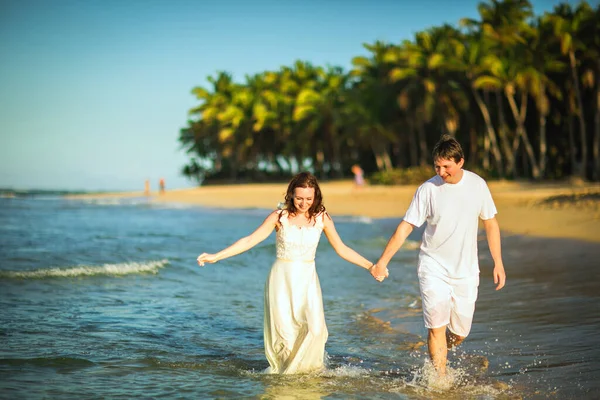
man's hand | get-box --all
[493,263,506,290]
[370,263,389,282]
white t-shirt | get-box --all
[403,170,497,279]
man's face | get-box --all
[434,157,464,184]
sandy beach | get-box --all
[71,180,600,243]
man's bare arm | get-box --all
[483,217,506,290]
[371,220,414,279]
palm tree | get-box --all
[525,18,565,178]
[185,71,237,177]
[350,41,396,171]
[454,32,505,175]
[179,0,600,183]
[579,2,600,179]
[463,0,533,47]
[388,32,445,166]
[545,3,590,178]
[461,0,535,177]
[293,65,349,177]
[287,61,330,175]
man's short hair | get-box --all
[432,134,464,163]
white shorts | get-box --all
[418,272,479,337]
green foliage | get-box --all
[466,166,493,181]
[179,0,600,182]
[369,166,435,185]
[370,165,494,185]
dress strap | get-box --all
[315,211,327,230]
[277,209,289,226]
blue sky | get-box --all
[0,0,575,191]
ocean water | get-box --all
[1,196,599,399]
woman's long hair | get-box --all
[280,172,325,223]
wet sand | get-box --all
[69,180,600,243]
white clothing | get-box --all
[403,170,497,279]
[418,272,479,336]
[404,170,496,336]
[263,211,328,374]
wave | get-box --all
[72,197,151,206]
[0,356,96,369]
[332,215,373,224]
[403,239,421,250]
[0,259,169,279]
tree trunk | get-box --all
[315,149,325,177]
[539,111,548,179]
[538,83,548,179]
[495,89,515,176]
[472,88,503,175]
[506,89,540,179]
[469,126,478,166]
[594,61,600,181]
[483,133,490,170]
[570,50,587,178]
[371,140,393,171]
[393,142,404,169]
[417,115,428,166]
[382,149,393,171]
[407,120,419,166]
[568,114,577,175]
[328,125,343,178]
[510,126,521,178]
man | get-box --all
[370,135,506,375]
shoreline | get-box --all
[67,180,600,243]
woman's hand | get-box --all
[197,253,218,267]
[370,263,389,282]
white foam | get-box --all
[0,259,169,279]
[320,364,371,378]
[70,197,151,207]
[243,363,371,378]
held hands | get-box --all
[369,263,389,282]
[197,253,218,267]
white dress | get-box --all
[263,210,328,374]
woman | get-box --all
[197,172,387,374]
[351,164,365,188]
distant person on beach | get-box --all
[351,164,365,189]
[370,135,506,376]
[159,178,165,194]
[197,172,386,374]
[144,179,150,196]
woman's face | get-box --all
[293,187,315,214]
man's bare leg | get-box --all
[427,327,448,375]
[446,330,465,349]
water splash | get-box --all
[320,364,371,378]
[400,357,510,398]
[405,360,464,392]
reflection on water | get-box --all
[259,374,332,400]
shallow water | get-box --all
[1,196,598,399]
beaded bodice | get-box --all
[275,211,324,261]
